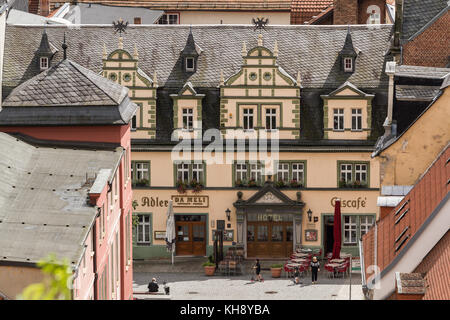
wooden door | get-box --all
[247,221,293,258]
[176,221,206,256]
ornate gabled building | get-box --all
[2,24,392,260]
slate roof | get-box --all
[2,24,392,92]
[401,0,449,41]
[394,65,450,79]
[395,85,441,101]
[0,59,137,125]
[0,132,123,268]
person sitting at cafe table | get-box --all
[148,278,159,293]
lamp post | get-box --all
[307,209,313,222]
[225,208,231,221]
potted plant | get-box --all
[176,179,187,194]
[203,256,216,276]
[135,179,149,187]
[248,178,259,188]
[275,179,286,188]
[190,179,203,193]
[270,264,283,278]
[235,179,244,187]
[339,178,347,189]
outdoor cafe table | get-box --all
[291,258,308,263]
[292,253,309,258]
[330,259,346,263]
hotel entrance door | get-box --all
[247,221,293,258]
[175,215,206,256]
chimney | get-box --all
[383,61,396,137]
[394,273,426,300]
[333,0,358,25]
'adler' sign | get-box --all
[171,195,209,208]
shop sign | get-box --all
[331,197,367,210]
[171,195,209,208]
[141,197,169,207]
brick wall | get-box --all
[333,0,358,24]
[403,11,450,68]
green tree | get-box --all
[17,254,72,300]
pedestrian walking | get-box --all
[251,259,263,282]
[293,266,301,285]
[310,256,320,284]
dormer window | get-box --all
[40,57,49,71]
[344,57,353,72]
[186,57,195,72]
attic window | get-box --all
[40,57,49,71]
[369,12,380,24]
[186,57,195,72]
[134,17,142,24]
[344,58,353,72]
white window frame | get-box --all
[292,162,304,183]
[236,163,247,181]
[340,164,353,183]
[40,57,49,70]
[360,216,374,238]
[354,163,367,183]
[158,13,179,24]
[177,163,190,182]
[351,108,362,131]
[250,163,262,182]
[243,108,254,131]
[333,108,344,131]
[136,162,149,181]
[185,57,195,72]
[265,108,277,131]
[277,163,289,182]
[344,57,353,72]
[344,216,357,245]
[182,108,194,131]
[137,215,151,245]
[369,12,380,24]
[192,163,204,183]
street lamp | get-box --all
[225,208,231,221]
[307,209,313,222]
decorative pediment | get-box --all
[237,181,303,207]
[323,81,374,99]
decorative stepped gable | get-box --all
[320,81,374,140]
[170,81,205,140]
[219,34,301,140]
[102,37,157,139]
[0,59,137,126]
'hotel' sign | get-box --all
[172,195,209,208]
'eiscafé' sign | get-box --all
[331,197,367,210]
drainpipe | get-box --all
[92,206,100,300]
[383,61,396,137]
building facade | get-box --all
[2,24,392,260]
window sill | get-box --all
[350,129,363,132]
[332,129,345,132]
[181,129,194,132]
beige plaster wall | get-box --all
[0,266,46,299]
[378,87,450,186]
[326,98,370,140]
[178,11,290,25]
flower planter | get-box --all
[270,267,282,278]
[204,266,216,276]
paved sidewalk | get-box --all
[133,258,365,300]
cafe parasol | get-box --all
[331,198,342,259]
